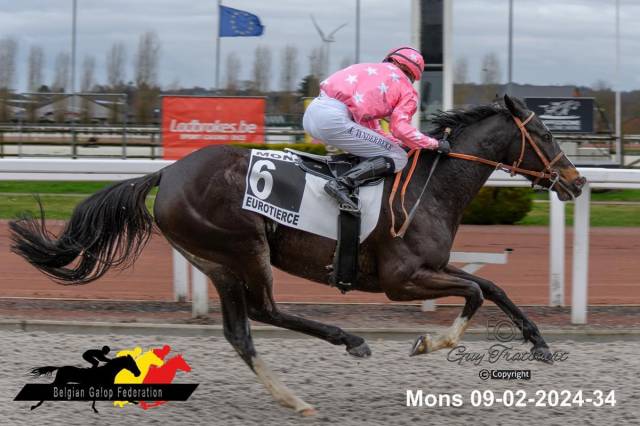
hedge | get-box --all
[462,187,532,225]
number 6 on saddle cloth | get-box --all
[241,148,386,292]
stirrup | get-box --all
[325,180,359,211]
[338,193,360,212]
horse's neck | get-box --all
[426,117,513,218]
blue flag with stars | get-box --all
[219,5,264,37]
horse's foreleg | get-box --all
[384,268,484,356]
[243,259,370,358]
[445,265,553,362]
[91,400,98,413]
[208,264,317,416]
[30,401,44,410]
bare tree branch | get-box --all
[225,52,241,91]
[27,45,45,92]
[252,45,272,93]
[0,37,18,90]
[309,47,325,80]
[280,45,299,92]
[107,42,126,89]
[134,31,161,87]
[481,52,501,85]
[454,57,469,84]
[81,55,96,92]
[52,52,71,92]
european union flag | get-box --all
[219,5,264,37]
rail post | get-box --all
[571,181,591,324]
[549,192,565,306]
[191,266,209,318]
[172,249,189,302]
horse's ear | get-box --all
[503,94,526,120]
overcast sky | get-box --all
[1,0,639,92]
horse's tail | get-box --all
[9,172,162,284]
[30,366,59,377]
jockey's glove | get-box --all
[437,138,451,154]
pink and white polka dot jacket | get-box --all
[320,62,439,150]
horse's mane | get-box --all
[428,102,510,140]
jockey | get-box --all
[303,46,450,210]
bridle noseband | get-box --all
[447,111,567,190]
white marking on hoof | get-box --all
[409,334,431,356]
[413,316,470,355]
[300,407,318,416]
[252,356,314,413]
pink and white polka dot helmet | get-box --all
[383,46,425,81]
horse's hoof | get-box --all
[347,342,371,358]
[299,407,317,417]
[409,335,431,356]
[531,345,554,364]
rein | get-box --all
[389,111,567,237]
[447,112,565,183]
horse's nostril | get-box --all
[574,176,587,189]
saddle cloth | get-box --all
[241,149,384,242]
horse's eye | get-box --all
[543,133,552,143]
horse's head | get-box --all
[173,355,191,372]
[122,354,141,377]
[503,94,586,201]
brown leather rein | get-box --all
[389,111,568,237]
[447,112,566,184]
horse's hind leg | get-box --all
[243,257,370,357]
[445,265,552,362]
[384,268,484,356]
[205,263,316,416]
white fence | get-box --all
[1,158,639,324]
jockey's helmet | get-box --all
[383,46,425,81]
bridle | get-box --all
[389,111,574,238]
[447,112,567,190]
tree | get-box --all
[480,52,501,85]
[52,52,71,91]
[134,31,160,87]
[299,74,319,98]
[0,37,18,90]
[51,52,71,122]
[27,45,45,92]
[225,52,241,92]
[252,45,272,93]
[280,45,298,92]
[80,55,96,123]
[107,42,126,89]
[133,31,161,123]
[309,47,325,80]
[454,57,468,84]
[81,55,96,92]
[0,37,18,122]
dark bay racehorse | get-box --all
[10,95,585,415]
[29,355,141,412]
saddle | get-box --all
[285,148,383,185]
[285,148,381,293]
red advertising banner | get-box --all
[162,96,265,159]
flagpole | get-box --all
[355,0,360,63]
[215,0,221,89]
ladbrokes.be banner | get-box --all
[162,96,265,160]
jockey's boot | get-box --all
[324,156,395,211]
